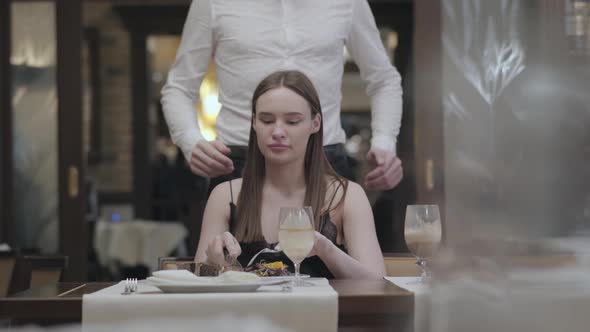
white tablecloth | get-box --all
[385,277,429,332]
[82,279,337,332]
[94,220,187,272]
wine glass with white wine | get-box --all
[278,207,315,287]
[404,205,442,282]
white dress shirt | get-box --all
[161,0,403,162]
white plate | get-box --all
[153,282,263,293]
[261,274,310,282]
[148,279,290,293]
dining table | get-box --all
[0,279,414,331]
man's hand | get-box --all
[364,149,403,190]
[190,140,234,177]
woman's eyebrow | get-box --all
[257,111,303,116]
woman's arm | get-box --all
[314,182,386,279]
[194,182,240,265]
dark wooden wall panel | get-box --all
[0,0,14,246]
[130,31,152,219]
[413,1,445,208]
[57,0,87,281]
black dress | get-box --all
[228,181,346,279]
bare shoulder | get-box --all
[342,181,372,214]
[342,181,373,225]
[209,180,227,197]
[324,176,344,201]
[209,178,243,203]
[343,181,367,202]
[231,178,244,191]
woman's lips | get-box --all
[268,144,289,152]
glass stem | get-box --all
[416,258,430,280]
[294,262,300,285]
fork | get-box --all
[122,278,138,295]
[246,247,281,268]
[220,248,243,273]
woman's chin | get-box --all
[263,153,295,166]
[265,157,293,166]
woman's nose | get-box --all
[271,124,286,139]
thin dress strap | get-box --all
[228,180,237,232]
[229,179,234,204]
[326,181,343,211]
[318,181,343,245]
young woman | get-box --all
[195,70,385,279]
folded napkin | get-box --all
[146,276,211,285]
[151,270,200,282]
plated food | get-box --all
[194,260,292,277]
[245,261,290,277]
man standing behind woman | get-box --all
[161,0,404,191]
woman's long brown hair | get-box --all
[234,70,348,243]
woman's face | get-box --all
[253,87,320,166]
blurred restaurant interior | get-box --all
[1,0,589,331]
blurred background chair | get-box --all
[158,256,194,271]
[8,255,68,295]
[0,251,16,297]
[384,253,421,277]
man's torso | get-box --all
[210,0,354,147]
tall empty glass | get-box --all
[278,207,315,286]
[404,205,442,282]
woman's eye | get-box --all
[260,119,273,124]
[287,120,301,125]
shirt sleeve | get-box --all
[346,0,403,155]
[161,0,215,162]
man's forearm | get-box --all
[161,86,204,162]
[370,81,402,154]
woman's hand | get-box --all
[205,231,241,266]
